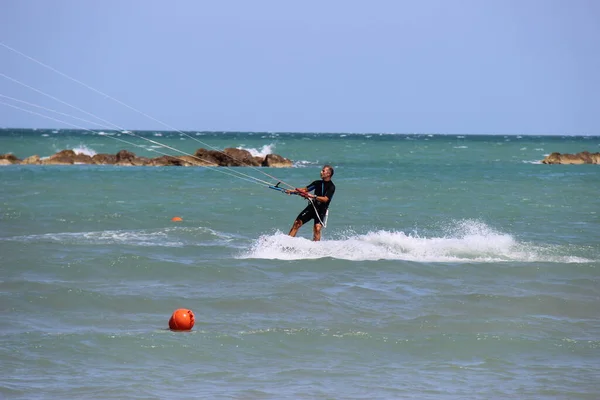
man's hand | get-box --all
[296,189,311,199]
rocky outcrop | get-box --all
[541,151,600,165]
[0,148,293,167]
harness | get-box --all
[307,181,328,228]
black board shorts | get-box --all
[296,204,328,226]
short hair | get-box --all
[324,164,334,177]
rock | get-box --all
[177,155,214,166]
[0,153,20,164]
[40,149,92,165]
[115,150,137,165]
[193,148,221,165]
[222,148,260,166]
[188,149,219,167]
[73,154,94,164]
[542,152,561,164]
[150,155,187,166]
[541,151,600,165]
[193,148,260,166]
[131,156,151,166]
[92,154,117,164]
[43,149,76,165]
[22,155,41,165]
[262,153,293,168]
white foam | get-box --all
[293,160,317,168]
[72,144,96,156]
[3,226,233,248]
[241,220,593,263]
[237,143,275,158]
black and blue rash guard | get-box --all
[306,179,336,210]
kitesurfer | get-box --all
[286,165,336,241]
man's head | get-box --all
[321,165,334,180]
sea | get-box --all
[1,129,599,399]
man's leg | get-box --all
[288,219,303,237]
[313,223,322,241]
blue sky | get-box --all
[1,0,599,134]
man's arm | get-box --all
[286,187,308,195]
[312,193,326,202]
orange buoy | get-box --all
[171,216,183,222]
[169,308,195,331]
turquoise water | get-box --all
[1,129,599,399]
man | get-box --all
[286,165,336,241]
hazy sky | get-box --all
[1,0,599,134]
